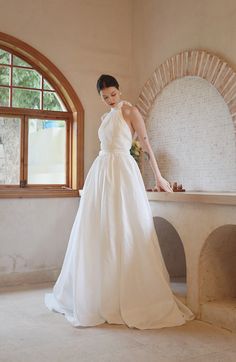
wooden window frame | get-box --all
[0,32,84,198]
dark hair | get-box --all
[96,74,119,94]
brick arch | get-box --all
[135,49,236,135]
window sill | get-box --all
[0,188,79,199]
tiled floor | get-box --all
[0,282,236,362]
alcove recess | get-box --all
[153,216,187,303]
[199,225,236,332]
[135,50,236,331]
[135,49,236,193]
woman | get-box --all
[44,74,195,329]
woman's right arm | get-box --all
[129,106,173,192]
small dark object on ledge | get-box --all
[146,181,185,192]
[171,181,185,192]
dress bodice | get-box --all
[98,100,133,155]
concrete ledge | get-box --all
[79,189,236,205]
[201,299,236,333]
[146,191,236,205]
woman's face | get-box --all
[100,86,121,108]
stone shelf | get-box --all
[146,191,236,205]
[200,299,236,333]
[79,189,236,205]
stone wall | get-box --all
[136,50,236,192]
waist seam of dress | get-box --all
[99,149,131,156]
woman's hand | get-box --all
[153,176,173,192]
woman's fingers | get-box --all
[166,183,173,192]
[153,179,173,192]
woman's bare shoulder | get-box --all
[122,103,139,118]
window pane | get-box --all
[43,79,54,90]
[0,49,10,65]
[0,87,10,106]
[0,116,21,184]
[0,65,10,86]
[43,91,66,111]
[12,88,41,109]
[13,55,32,68]
[13,68,41,88]
[28,118,66,184]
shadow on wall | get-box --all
[199,224,236,304]
[153,216,186,280]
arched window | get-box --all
[0,32,84,198]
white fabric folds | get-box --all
[44,100,195,329]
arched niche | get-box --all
[199,224,236,332]
[199,224,236,303]
[153,216,187,301]
[136,50,236,192]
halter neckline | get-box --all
[110,100,124,112]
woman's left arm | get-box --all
[129,106,173,192]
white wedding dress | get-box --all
[44,100,195,329]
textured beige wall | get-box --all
[0,0,133,283]
[142,77,236,192]
[2,0,236,176]
[0,0,133,175]
[132,0,236,192]
[1,0,236,286]
[132,0,236,100]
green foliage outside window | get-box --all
[0,49,10,64]
[0,48,66,111]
